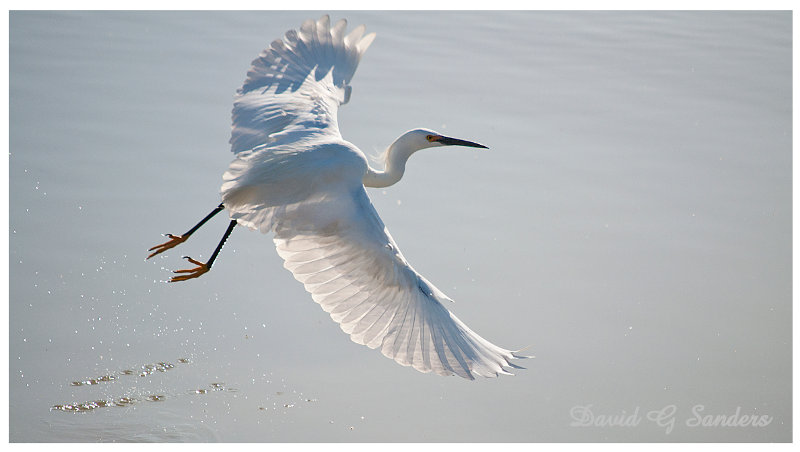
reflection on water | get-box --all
[44,408,223,442]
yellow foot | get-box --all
[170,256,209,282]
[147,234,188,259]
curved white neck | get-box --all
[362,143,412,188]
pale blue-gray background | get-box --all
[9,11,791,442]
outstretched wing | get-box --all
[272,187,527,380]
[222,16,526,379]
[230,15,375,154]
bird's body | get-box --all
[149,15,528,379]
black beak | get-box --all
[438,136,489,149]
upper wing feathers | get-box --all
[230,15,375,154]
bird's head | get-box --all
[396,128,488,153]
[367,128,489,188]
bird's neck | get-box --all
[362,142,412,188]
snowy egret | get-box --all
[148,15,528,379]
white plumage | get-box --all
[152,15,528,379]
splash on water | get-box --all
[51,358,236,413]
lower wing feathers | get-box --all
[272,188,526,379]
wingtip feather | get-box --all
[357,32,377,53]
[512,344,536,360]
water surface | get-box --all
[9,11,791,442]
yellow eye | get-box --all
[426,135,436,142]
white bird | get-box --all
[148,15,528,379]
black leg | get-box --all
[147,204,225,259]
[206,220,237,270]
[182,203,225,237]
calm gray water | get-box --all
[9,11,791,442]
